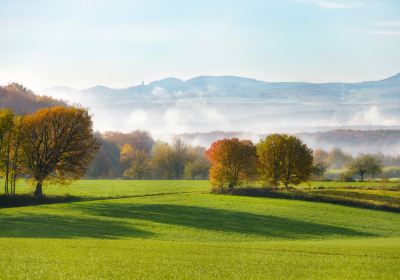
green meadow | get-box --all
[0,180,399,279]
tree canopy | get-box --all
[257,134,313,188]
[22,106,99,196]
[348,155,382,182]
[206,138,256,190]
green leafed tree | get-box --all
[257,134,313,188]
[348,155,382,182]
[123,149,150,179]
[0,109,24,196]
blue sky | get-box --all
[0,0,399,89]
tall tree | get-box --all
[256,134,285,187]
[149,141,175,179]
[0,109,15,195]
[22,107,99,196]
[86,133,121,178]
[257,134,313,188]
[206,138,256,190]
[0,111,25,196]
[280,135,313,188]
[327,148,353,169]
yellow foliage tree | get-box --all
[22,106,99,196]
[257,134,313,188]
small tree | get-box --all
[123,149,150,179]
[257,134,313,189]
[348,155,382,182]
[206,138,256,190]
[327,148,353,169]
[312,162,329,180]
[22,107,99,196]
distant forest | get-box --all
[0,83,66,113]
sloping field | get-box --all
[0,181,399,279]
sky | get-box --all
[0,0,399,90]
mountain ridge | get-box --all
[44,72,400,94]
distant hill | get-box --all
[43,73,400,133]
[0,83,66,113]
[77,73,400,103]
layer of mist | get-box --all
[42,74,400,154]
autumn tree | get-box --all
[256,134,285,187]
[327,148,353,169]
[0,109,15,195]
[22,107,99,196]
[348,155,382,182]
[206,138,256,190]
[170,139,188,180]
[120,144,136,173]
[149,141,175,179]
[311,148,329,179]
[123,149,150,179]
[257,134,313,188]
[0,110,24,196]
[313,149,328,164]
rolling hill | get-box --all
[0,83,66,113]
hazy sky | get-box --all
[0,0,399,90]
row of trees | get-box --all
[89,137,210,180]
[313,148,383,181]
[206,135,314,190]
[0,107,98,196]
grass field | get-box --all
[0,180,399,279]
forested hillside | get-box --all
[0,83,66,113]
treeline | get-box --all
[0,83,66,113]
[87,132,210,180]
[313,147,400,169]
[206,135,314,190]
[0,107,98,196]
[312,147,398,181]
[87,132,399,183]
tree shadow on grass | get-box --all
[74,203,375,239]
[312,190,400,204]
[0,213,153,239]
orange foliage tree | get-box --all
[206,138,256,190]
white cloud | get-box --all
[295,0,365,9]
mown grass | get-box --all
[0,180,399,279]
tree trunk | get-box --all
[34,182,43,197]
[360,173,364,182]
[284,181,289,190]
